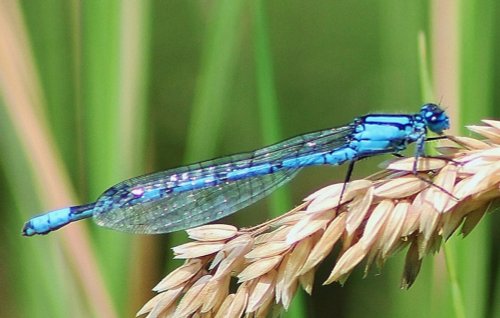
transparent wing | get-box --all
[92,125,354,234]
[108,124,354,189]
[93,167,300,234]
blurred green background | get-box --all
[0,1,499,317]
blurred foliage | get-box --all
[0,1,498,317]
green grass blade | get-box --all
[82,1,148,315]
[454,1,495,317]
[0,2,115,317]
[81,3,128,313]
[20,0,79,172]
[167,0,246,269]
[253,0,292,215]
[0,100,81,317]
[184,0,246,162]
[82,1,151,314]
[253,1,305,317]
[443,246,466,318]
[115,2,153,314]
[418,32,435,102]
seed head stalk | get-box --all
[138,120,500,318]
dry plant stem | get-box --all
[0,3,117,318]
[138,120,500,318]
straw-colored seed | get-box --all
[380,201,410,257]
[186,224,238,241]
[214,294,235,318]
[173,275,211,317]
[136,294,159,316]
[360,200,394,249]
[136,286,183,317]
[147,303,175,318]
[274,253,290,304]
[413,189,439,237]
[253,226,291,245]
[305,191,346,213]
[386,157,446,172]
[237,255,282,283]
[273,211,308,227]
[424,164,458,213]
[374,176,428,198]
[213,236,253,280]
[227,282,250,318]
[304,182,344,202]
[282,237,313,288]
[210,234,253,270]
[401,191,426,236]
[457,147,500,163]
[173,241,225,259]
[457,171,499,192]
[447,135,491,150]
[324,242,366,284]
[281,278,298,310]
[467,125,500,143]
[306,180,372,213]
[458,156,497,175]
[482,119,500,130]
[245,241,291,259]
[299,212,346,275]
[153,259,204,292]
[304,180,372,202]
[254,291,275,317]
[455,161,500,199]
[416,200,440,256]
[345,186,373,235]
[246,270,277,313]
[286,210,335,244]
[199,276,230,313]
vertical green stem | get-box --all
[168,0,246,269]
[443,247,466,318]
[253,1,305,317]
[81,2,135,315]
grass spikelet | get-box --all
[153,259,204,292]
[186,224,238,241]
[299,212,346,275]
[199,275,230,313]
[237,255,282,283]
[172,241,226,259]
[380,201,410,257]
[173,275,211,317]
[246,270,277,313]
[138,120,500,317]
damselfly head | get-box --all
[420,103,450,134]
